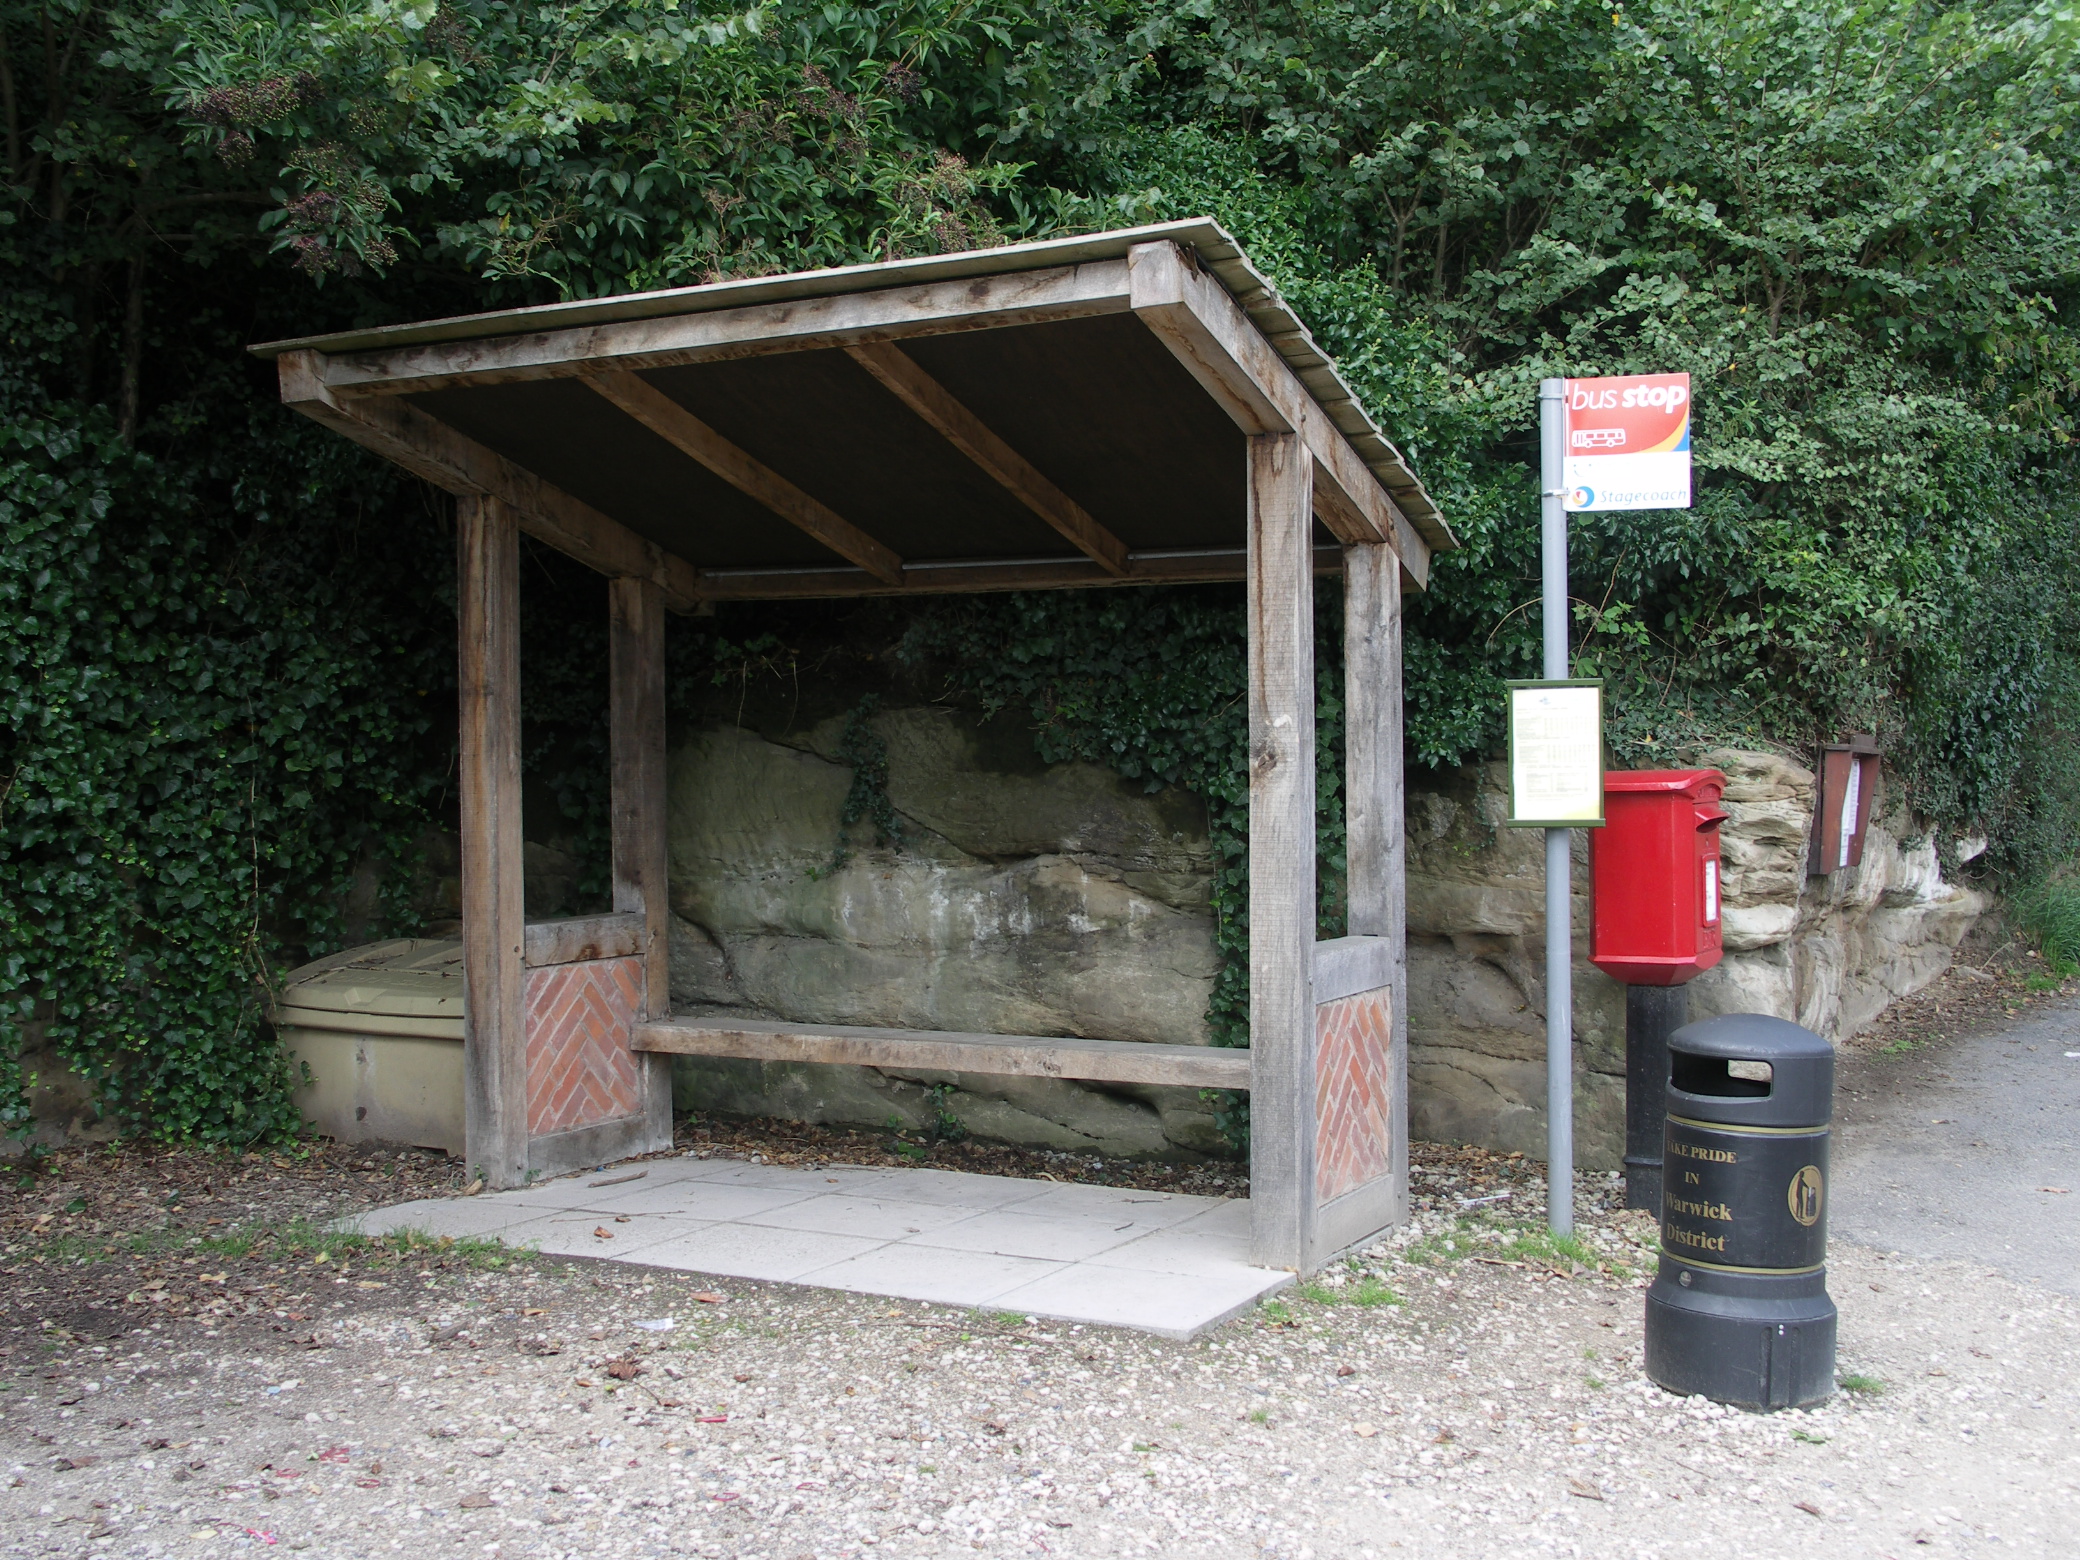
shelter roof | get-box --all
[255,219,1452,608]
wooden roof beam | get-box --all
[1126,241,1433,591]
[844,341,1129,577]
[277,350,702,611]
[694,545,1343,601]
[313,260,1136,400]
[583,371,902,587]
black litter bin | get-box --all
[1644,1013,1837,1410]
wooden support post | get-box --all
[609,575,675,1150]
[1343,542,1410,1227]
[1247,432,1318,1272]
[457,496,529,1190]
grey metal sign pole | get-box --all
[1538,377,1574,1238]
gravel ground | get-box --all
[7,957,2079,1560]
[4,1151,2075,1560]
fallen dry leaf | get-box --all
[2040,1187,2071,1195]
[1353,1423,1378,1439]
[592,1227,615,1240]
[458,1492,492,1510]
[1567,1477,1605,1502]
[691,1291,725,1304]
[1793,1500,1824,1518]
[604,1355,644,1381]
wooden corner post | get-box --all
[1247,432,1318,1271]
[457,495,529,1189]
[610,574,676,1152]
[1343,542,1410,1226]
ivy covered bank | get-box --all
[4,0,2077,1145]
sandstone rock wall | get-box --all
[1405,749,1987,1164]
[660,705,1988,1166]
[664,707,1229,1158]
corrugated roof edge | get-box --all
[250,217,1453,550]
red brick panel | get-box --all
[1314,988,1394,1204]
[524,956,645,1137]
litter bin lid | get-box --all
[274,938,465,1026]
[1667,1013,1832,1128]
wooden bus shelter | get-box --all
[254,220,1454,1274]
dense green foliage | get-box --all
[5,0,2077,1140]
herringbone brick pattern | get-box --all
[524,956,644,1137]
[1314,987,1395,1204]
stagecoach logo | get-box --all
[1787,1165,1824,1227]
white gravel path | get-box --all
[5,1174,2074,1560]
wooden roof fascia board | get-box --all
[583,370,904,586]
[1125,240,1433,592]
[1192,244,1452,554]
[253,221,1233,360]
[312,259,1137,400]
[276,351,703,611]
[695,545,1344,601]
[842,341,1130,577]
[250,216,1453,554]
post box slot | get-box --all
[1671,1052,1772,1098]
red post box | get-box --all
[1589,769,1728,986]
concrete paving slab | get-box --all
[990,1260,1291,1340]
[584,1179,819,1220]
[1170,1197,1254,1237]
[358,1154,1282,1337]
[620,1221,885,1282]
[909,1209,1160,1263]
[739,1193,982,1241]
[1085,1225,1267,1278]
[1000,1182,1212,1228]
[493,1212,711,1261]
[678,1160,891,1193]
[795,1243,1066,1307]
[820,1166,1054,1210]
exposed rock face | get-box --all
[663,705,1987,1166]
[1404,750,1987,1166]
[664,707,1228,1157]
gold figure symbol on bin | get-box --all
[1787,1165,1824,1227]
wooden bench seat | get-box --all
[631,1016,1250,1090]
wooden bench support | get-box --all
[633,1017,1250,1091]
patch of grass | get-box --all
[1248,1408,1269,1424]
[1790,1428,1829,1444]
[1259,1299,1294,1325]
[1403,1215,1634,1278]
[1838,1373,1886,1395]
[1584,1374,1606,1390]
[2018,869,2080,975]
[1298,1276,1403,1308]
[1489,1226,1602,1270]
